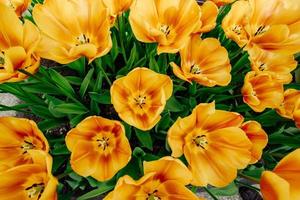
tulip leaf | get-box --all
[149,56,160,73]
[165,96,185,112]
[135,128,153,151]
[48,69,76,97]
[67,57,86,76]
[77,182,115,200]
[52,103,89,115]
[89,91,111,104]
[79,68,94,98]
[210,182,239,196]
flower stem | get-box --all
[238,172,260,184]
[94,60,112,86]
[203,187,219,200]
[235,180,260,192]
[117,15,128,63]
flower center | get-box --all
[193,135,208,149]
[160,24,171,36]
[258,63,267,71]
[26,183,45,199]
[0,52,4,66]
[21,141,35,153]
[232,25,243,35]
[97,137,110,151]
[147,190,160,200]
[254,25,268,36]
[76,34,90,46]
[134,95,146,109]
[190,65,202,74]
[8,0,15,9]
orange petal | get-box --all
[241,121,268,164]
[197,1,218,33]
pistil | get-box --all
[26,183,45,199]
[190,65,202,74]
[193,135,208,149]
[97,137,110,150]
[134,95,146,109]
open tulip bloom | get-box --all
[0,0,300,199]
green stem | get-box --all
[203,187,219,200]
[238,173,260,184]
[232,53,249,73]
[235,180,260,192]
[117,15,128,63]
[94,60,112,86]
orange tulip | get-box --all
[194,1,218,34]
[241,121,268,164]
[211,0,235,6]
[248,47,297,84]
[104,156,201,200]
[0,4,40,83]
[260,149,300,200]
[65,116,131,181]
[33,0,112,64]
[0,0,31,16]
[242,71,284,112]
[276,89,300,119]
[0,117,49,172]
[0,150,58,200]
[103,0,133,17]
[129,0,201,54]
[293,101,300,128]
[110,67,173,131]
[222,0,300,54]
[167,102,252,187]
[171,34,231,87]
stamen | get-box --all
[147,190,161,200]
[25,183,45,199]
[160,24,171,36]
[258,63,267,71]
[21,141,35,154]
[254,26,268,36]
[97,137,110,150]
[134,95,146,109]
[232,25,242,35]
[190,65,202,74]
[193,135,208,149]
[76,34,90,46]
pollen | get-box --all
[190,64,202,74]
[193,135,208,149]
[147,190,161,200]
[160,24,171,36]
[21,141,35,153]
[258,63,267,71]
[134,95,146,109]
[97,137,110,151]
[76,34,90,46]
[26,183,45,199]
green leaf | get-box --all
[149,56,160,73]
[77,182,115,200]
[48,69,76,97]
[89,91,111,104]
[67,57,86,76]
[210,182,239,196]
[38,119,64,132]
[165,96,184,112]
[133,147,146,157]
[135,128,153,150]
[30,105,55,119]
[52,143,70,155]
[79,68,94,98]
[52,103,88,115]
[70,114,88,127]
[126,43,137,69]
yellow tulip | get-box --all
[167,102,252,187]
[248,47,297,84]
[293,101,300,128]
[260,149,300,200]
[194,1,219,34]
[241,121,268,164]
[0,0,31,16]
[0,150,58,200]
[103,0,133,18]
[65,116,131,182]
[276,89,300,119]
[110,67,173,131]
[222,0,300,54]
[242,71,284,112]
[104,156,201,200]
[33,0,112,64]
[0,117,49,172]
[0,4,40,83]
[129,0,201,54]
[171,34,231,87]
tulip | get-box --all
[103,0,133,18]
[0,4,40,83]
[222,0,300,54]
[260,149,300,200]
[248,47,297,84]
[167,102,252,187]
[211,0,235,6]
[110,67,173,131]
[171,34,231,87]
[241,121,268,164]
[0,150,58,200]
[194,1,219,34]
[276,89,300,119]
[242,71,284,112]
[0,117,49,172]
[0,0,31,16]
[104,156,201,200]
[33,0,112,64]
[129,0,201,54]
[65,116,132,181]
